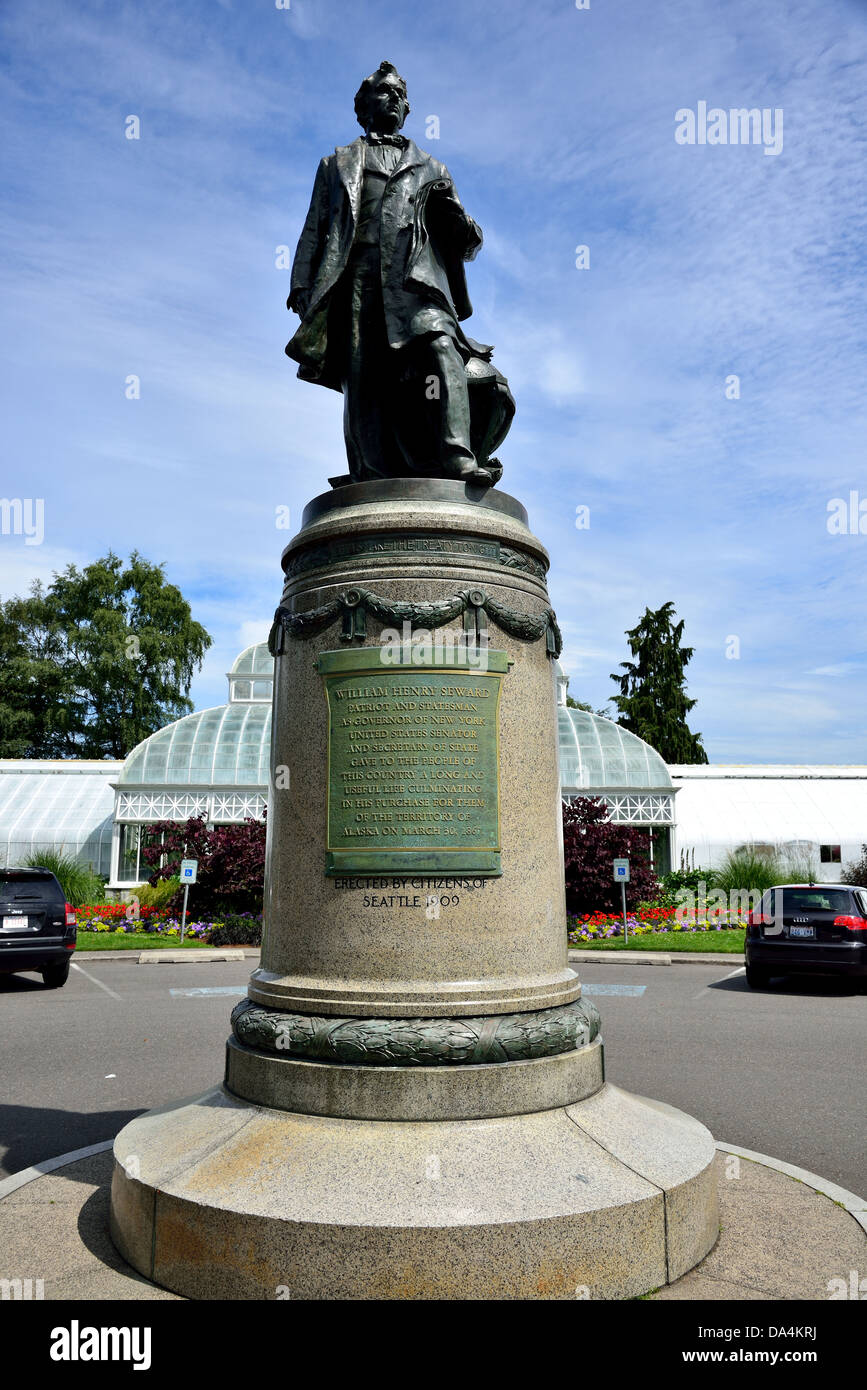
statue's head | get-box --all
[354,61,410,134]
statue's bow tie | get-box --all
[366,133,407,148]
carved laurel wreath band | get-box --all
[268,586,562,658]
[230,996,600,1067]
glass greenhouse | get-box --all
[111,645,272,884]
[0,760,120,878]
[554,665,677,873]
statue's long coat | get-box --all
[286,137,483,393]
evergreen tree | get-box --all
[609,601,708,764]
[0,552,212,759]
[566,696,613,717]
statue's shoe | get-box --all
[456,463,493,487]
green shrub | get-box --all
[714,848,780,895]
[841,846,867,887]
[660,867,718,895]
[652,866,718,907]
[778,850,818,883]
[135,876,181,908]
[205,913,262,947]
[21,850,104,907]
[713,847,817,897]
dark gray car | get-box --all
[745,882,867,987]
[0,868,77,987]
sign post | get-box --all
[179,859,198,942]
[613,858,630,944]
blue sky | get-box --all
[2,0,866,761]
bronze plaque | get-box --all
[318,648,509,876]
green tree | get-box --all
[609,601,708,764]
[566,696,612,717]
[0,585,69,756]
[0,552,212,759]
[0,603,35,756]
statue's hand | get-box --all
[288,287,310,318]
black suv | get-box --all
[745,882,867,988]
[0,868,77,987]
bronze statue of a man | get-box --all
[286,61,514,488]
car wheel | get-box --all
[42,961,71,989]
[745,964,771,989]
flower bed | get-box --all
[73,904,262,944]
[568,905,748,945]
[76,902,172,928]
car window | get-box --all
[854,889,867,916]
[0,872,64,903]
[781,888,852,914]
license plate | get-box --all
[789,925,814,938]
[2,916,28,930]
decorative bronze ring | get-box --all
[230,996,600,1067]
[284,536,548,582]
[268,585,562,657]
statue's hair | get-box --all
[354,60,410,128]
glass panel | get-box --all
[650,827,671,876]
[233,681,252,701]
[214,719,242,783]
[188,710,221,779]
[119,824,140,880]
[252,680,271,700]
[139,826,163,879]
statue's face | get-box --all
[364,71,408,133]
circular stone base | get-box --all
[110,1081,719,1300]
[224,1036,605,1120]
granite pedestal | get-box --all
[110,480,718,1299]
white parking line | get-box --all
[692,965,745,998]
[581,983,646,997]
[169,986,247,998]
[70,961,123,1001]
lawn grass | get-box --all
[570,929,746,954]
[75,931,213,951]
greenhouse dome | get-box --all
[554,664,677,872]
[111,644,273,885]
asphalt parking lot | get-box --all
[1,954,864,1194]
